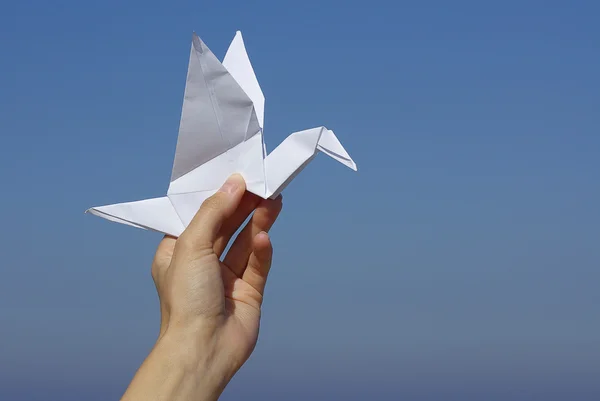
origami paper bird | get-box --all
[87,31,357,237]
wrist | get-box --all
[156,325,234,394]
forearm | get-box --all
[121,329,230,401]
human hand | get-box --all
[122,174,283,401]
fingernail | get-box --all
[219,175,241,194]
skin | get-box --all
[121,174,283,401]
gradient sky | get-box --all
[1,1,599,400]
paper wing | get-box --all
[223,31,265,129]
[86,197,185,237]
[169,33,258,183]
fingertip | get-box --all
[244,231,274,294]
[275,194,283,209]
[252,232,273,261]
[262,195,283,213]
[242,190,262,205]
[248,198,283,239]
[222,173,246,190]
[253,231,271,250]
[224,174,248,215]
[232,173,247,192]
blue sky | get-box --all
[1,0,599,400]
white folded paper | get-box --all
[87,31,357,237]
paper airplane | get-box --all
[87,31,357,237]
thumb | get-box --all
[179,174,246,252]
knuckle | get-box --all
[150,260,165,285]
[177,231,190,244]
[174,233,213,259]
[174,234,194,254]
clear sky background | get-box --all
[1,1,599,400]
